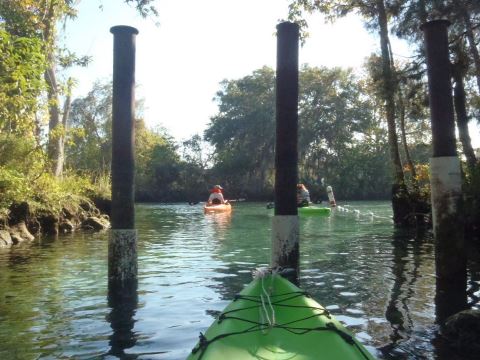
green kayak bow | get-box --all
[187,273,375,360]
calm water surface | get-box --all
[0,201,478,359]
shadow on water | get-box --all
[385,229,418,344]
[378,228,436,359]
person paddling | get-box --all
[207,185,228,205]
[296,183,311,207]
[266,184,311,209]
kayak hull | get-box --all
[298,206,331,216]
[204,203,232,213]
[187,274,375,359]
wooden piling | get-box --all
[421,20,467,322]
[109,25,138,285]
[271,22,300,282]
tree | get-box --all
[181,134,211,169]
[450,1,480,95]
[0,0,158,177]
[297,66,378,195]
[204,65,391,200]
[452,43,478,172]
[288,0,410,224]
[391,0,478,168]
[0,28,45,135]
[205,66,276,197]
[67,81,113,174]
[0,27,47,209]
[1,1,87,177]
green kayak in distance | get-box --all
[298,206,331,216]
[187,273,376,360]
[267,204,331,216]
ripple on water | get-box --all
[335,314,368,327]
[1,202,471,360]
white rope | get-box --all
[253,267,270,279]
[253,268,276,331]
[265,274,276,325]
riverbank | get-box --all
[0,197,111,248]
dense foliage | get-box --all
[0,0,158,215]
[203,65,395,200]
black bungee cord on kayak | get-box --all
[218,290,332,323]
[191,290,372,360]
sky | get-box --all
[62,0,479,148]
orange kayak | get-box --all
[204,203,232,213]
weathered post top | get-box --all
[110,25,139,35]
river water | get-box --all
[0,201,478,359]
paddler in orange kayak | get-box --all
[207,185,229,205]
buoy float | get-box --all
[326,186,336,207]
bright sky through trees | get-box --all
[62,0,479,147]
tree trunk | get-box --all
[417,0,428,24]
[45,62,63,177]
[34,113,42,146]
[453,68,477,171]
[43,2,63,177]
[463,12,480,94]
[397,85,418,188]
[58,87,72,175]
[376,0,409,225]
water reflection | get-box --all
[385,229,418,344]
[467,252,480,307]
[203,211,233,241]
[106,280,138,358]
[434,244,468,324]
[206,204,269,301]
[380,229,432,358]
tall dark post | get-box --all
[109,25,138,287]
[421,20,467,322]
[271,22,300,282]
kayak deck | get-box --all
[187,274,375,359]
